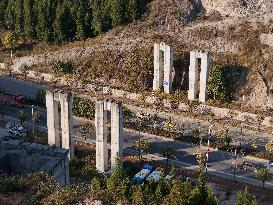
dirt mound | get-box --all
[201,0,273,17]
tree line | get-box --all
[0,0,145,43]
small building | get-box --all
[0,136,69,186]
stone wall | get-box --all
[0,136,69,186]
[5,70,273,129]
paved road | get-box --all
[0,76,46,99]
[1,75,272,149]
[1,76,273,188]
[2,103,273,189]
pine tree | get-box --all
[5,0,16,29]
[0,0,8,23]
[110,0,124,27]
[36,0,51,42]
[127,0,137,21]
[106,156,128,201]
[91,0,105,35]
[168,178,191,205]
[143,184,156,205]
[132,184,145,205]
[14,0,24,34]
[73,0,86,40]
[53,2,75,43]
[23,0,35,38]
[53,2,65,43]
[205,186,218,205]
[235,187,258,205]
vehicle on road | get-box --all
[0,91,25,107]
[146,167,162,183]
[6,123,27,137]
[132,164,154,184]
[241,161,265,172]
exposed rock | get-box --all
[201,0,273,17]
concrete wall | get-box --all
[0,137,69,186]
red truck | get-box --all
[0,92,25,108]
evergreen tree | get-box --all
[36,0,51,42]
[110,0,124,27]
[53,2,75,43]
[127,0,137,21]
[5,0,16,29]
[14,0,24,34]
[132,184,145,205]
[143,184,156,205]
[0,0,8,23]
[73,0,87,40]
[23,0,35,38]
[160,146,176,168]
[189,168,208,204]
[256,168,272,189]
[106,156,129,202]
[90,177,104,200]
[156,177,171,200]
[169,178,191,205]
[91,0,111,35]
[235,187,258,205]
[205,186,218,205]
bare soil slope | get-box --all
[7,0,273,110]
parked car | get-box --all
[6,123,27,137]
[241,161,265,172]
[132,164,154,184]
[146,167,162,183]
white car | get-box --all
[146,168,162,183]
[6,123,27,137]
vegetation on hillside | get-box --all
[0,0,146,43]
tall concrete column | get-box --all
[110,102,123,171]
[188,51,199,100]
[95,101,108,172]
[60,93,74,159]
[46,91,60,147]
[199,51,211,103]
[164,45,173,94]
[153,43,163,91]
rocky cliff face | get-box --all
[201,0,273,17]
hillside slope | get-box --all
[5,0,273,110]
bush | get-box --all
[42,183,89,205]
[0,172,21,193]
[0,172,57,204]
[72,97,95,120]
[19,173,57,204]
[52,61,73,77]
[207,65,230,101]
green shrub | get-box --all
[42,183,89,205]
[72,97,95,120]
[20,173,57,204]
[207,65,230,101]
[0,172,21,193]
[52,61,73,77]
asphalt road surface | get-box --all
[1,76,273,188]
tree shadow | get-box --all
[223,65,248,97]
[173,52,190,91]
[16,41,38,53]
